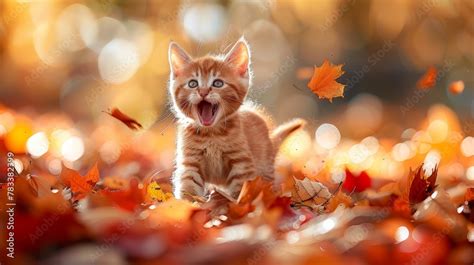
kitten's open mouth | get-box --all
[197,101,218,126]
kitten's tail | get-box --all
[270,118,306,151]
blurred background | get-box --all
[1,2,474,264]
[0,0,473,181]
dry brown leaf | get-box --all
[307,59,345,102]
[291,177,332,205]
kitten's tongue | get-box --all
[198,101,214,126]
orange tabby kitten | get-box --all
[168,37,305,201]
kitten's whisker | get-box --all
[158,117,178,135]
[155,111,174,124]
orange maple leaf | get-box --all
[105,107,143,130]
[307,59,345,102]
[60,162,100,200]
[416,66,437,89]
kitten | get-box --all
[168,37,305,201]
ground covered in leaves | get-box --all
[1,103,473,265]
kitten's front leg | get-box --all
[174,159,205,201]
[225,155,256,199]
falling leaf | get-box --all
[307,59,345,102]
[342,169,372,193]
[146,181,173,202]
[400,164,437,204]
[448,80,464,95]
[60,162,100,201]
[416,66,437,89]
[105,108,143,130]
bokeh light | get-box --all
[460,136,474,157]
[345,94,383,136]
[182,3,227,43]
[348,144,369,164]
[466,166,474,181]
[395,226,410,243]
[61,136,85,161]
[427,120,449,143]
[5,122,33,154]
[26,132,49,157]
[423,150,441,175]
[98,38,140,84]
[315,123,341,149]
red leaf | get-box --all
[100,178,144,211]
[105,108,143,130]
[342,169,372,193]
[401,164,438,204]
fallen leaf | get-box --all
[103,176,129,190]
[60,162,100,201]
[417,66,437,89]
[342,169,372,193]
[100,178,144,211]
[226,177,277,219]
[105,108,143,130]
[325,188,353,212]
[400,164,438,204]
[307,59,345,102]
[146,181,173,202]
[448,80,464,95]
[237,176,276,205]
[291,177,332,209]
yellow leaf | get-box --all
[146,181,173,202]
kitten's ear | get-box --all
[224,37,250,77]
[169,42,192,77]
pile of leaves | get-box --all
[1,155,473,265]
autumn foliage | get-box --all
[307,59,346,102]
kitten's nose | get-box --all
[198,89,209,98]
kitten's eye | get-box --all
[188,79,198,88]
[212,79,224,88]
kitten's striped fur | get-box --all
[168,37,305,200]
